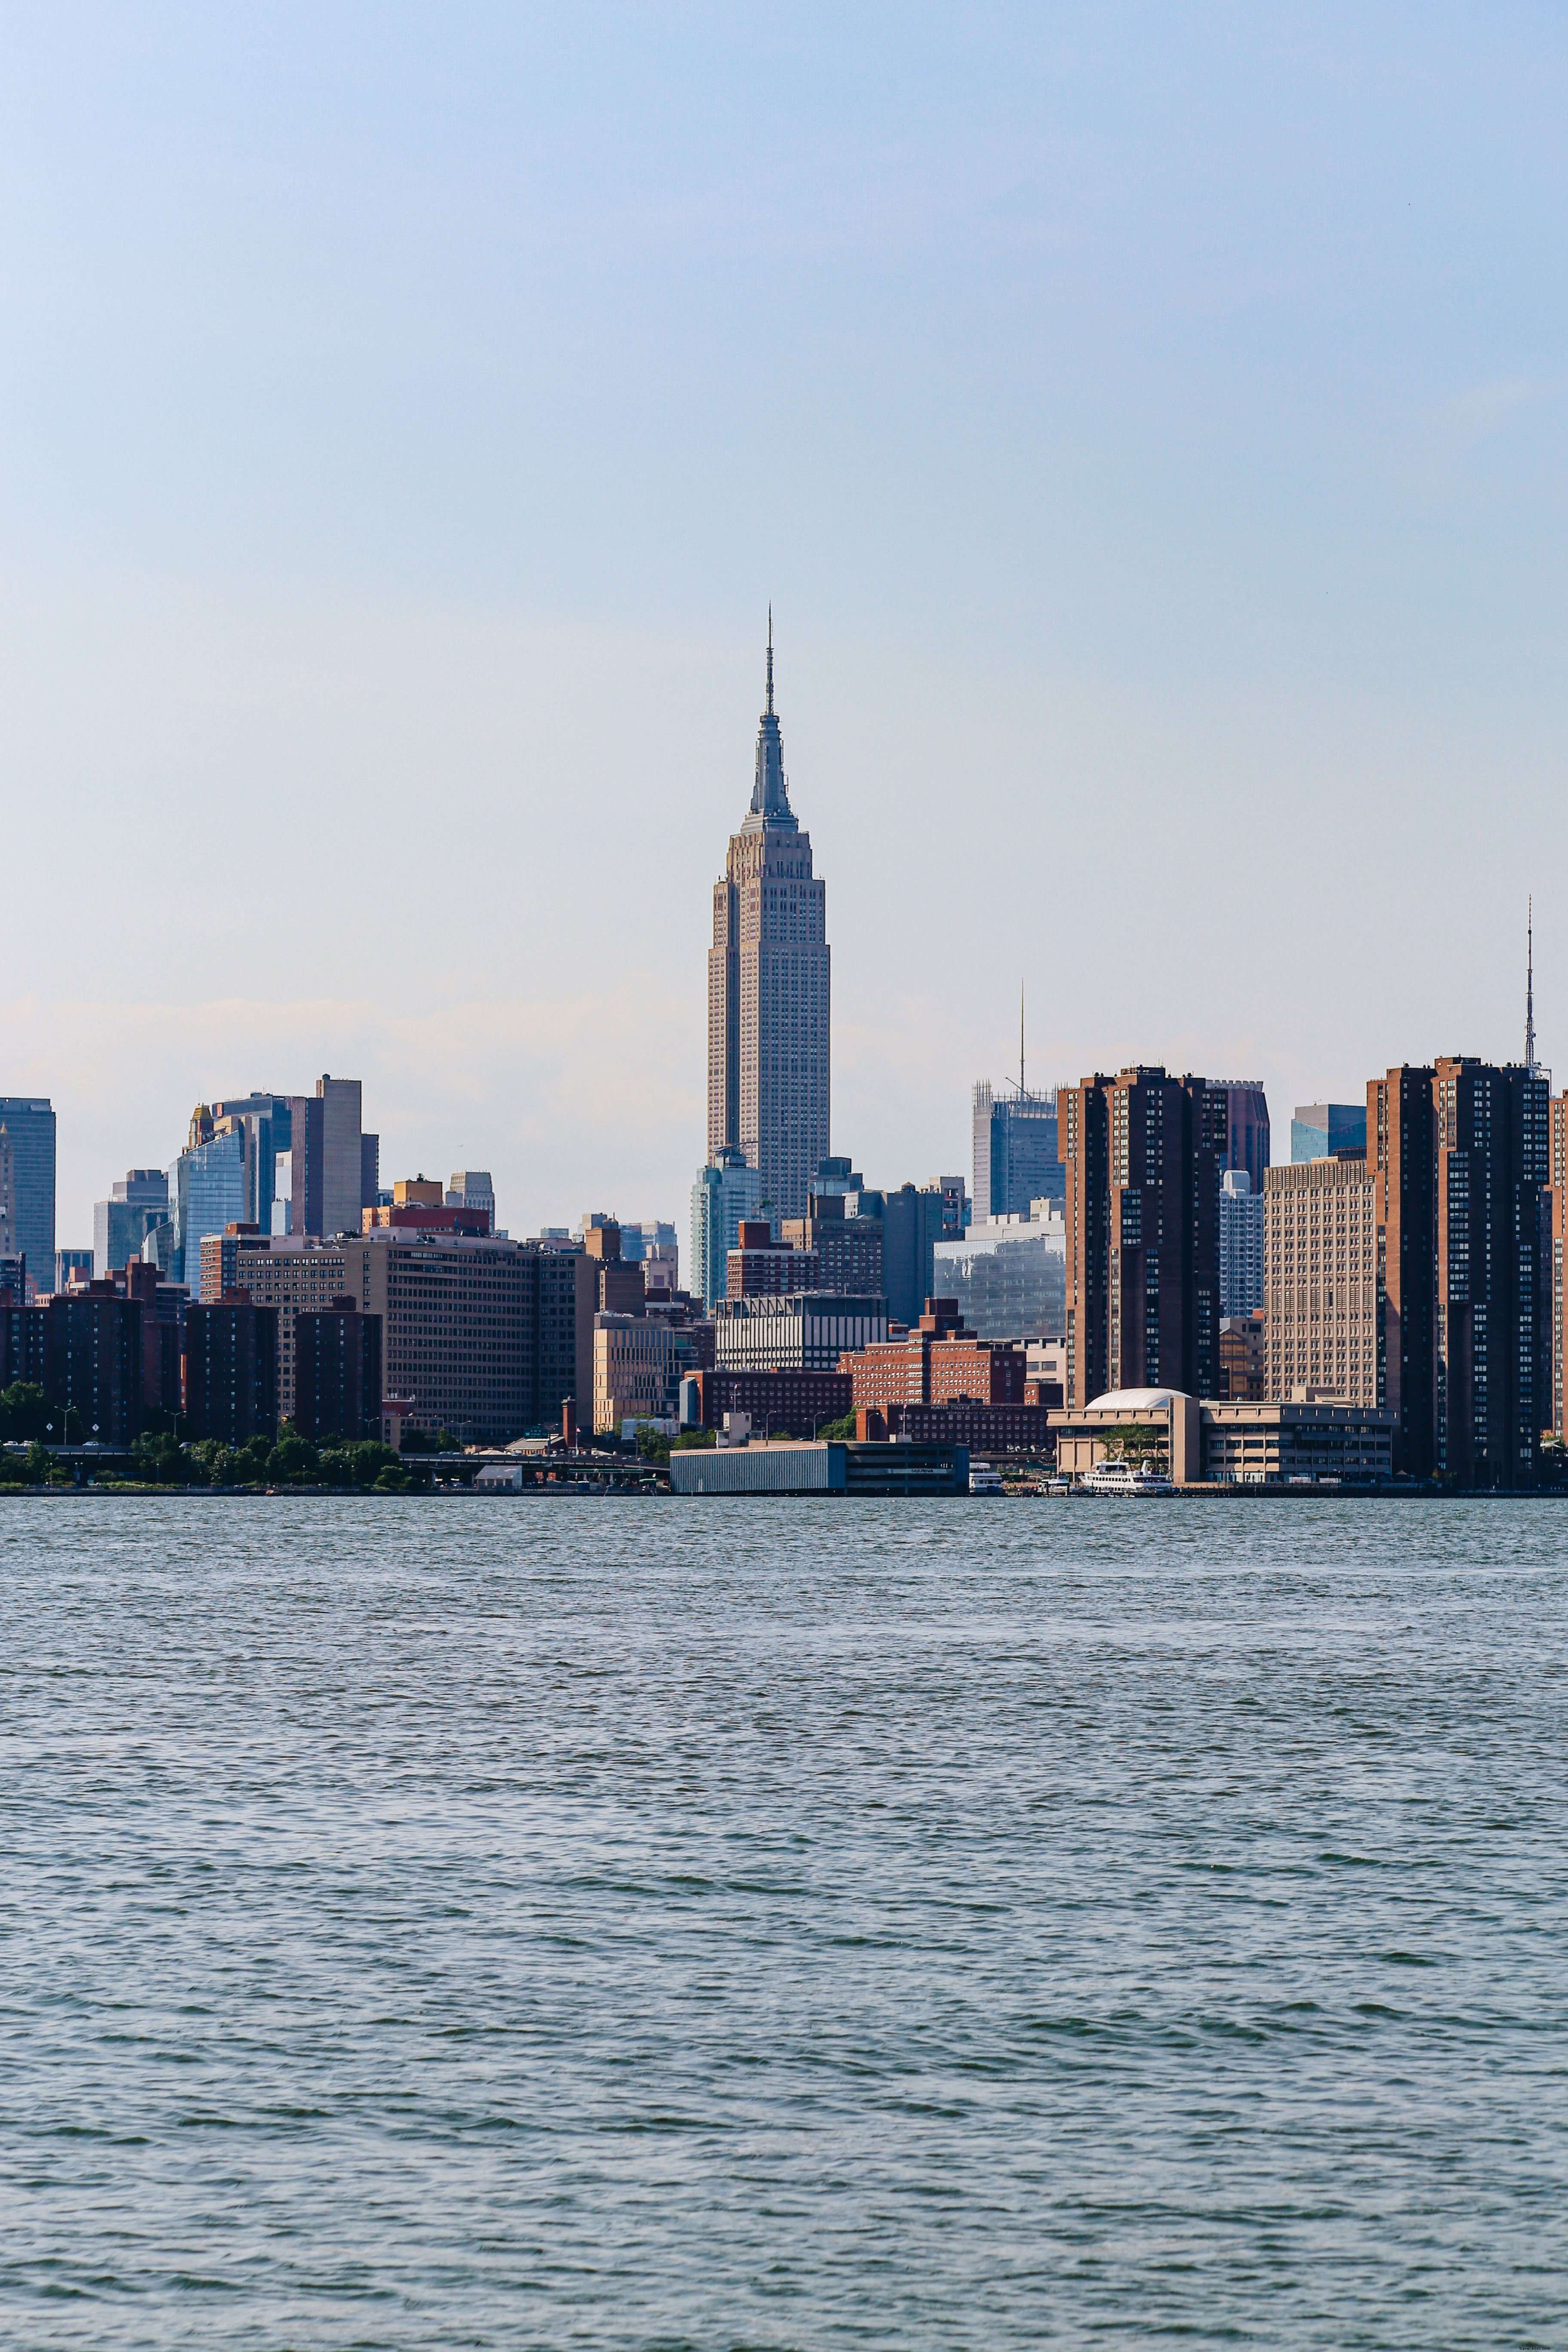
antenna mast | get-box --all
[1527,896,1537,1075]
[1020,978,1025,1096]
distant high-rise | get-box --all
[1265,1157,1378,1404]
[706,618,830,1221]
[169,1108,249,1287]
[971,1082,1063,1219]
[1218,1168,1264,1316]
[94,1169,171,1280]
[0,1099,55,1302]
[1292,1103,1366,1162]
[690,1148,761,1312]
[211,1094,294,1232]
[286,1077,368,1238]
[447,1170,496,1224]
[1213,1081,1271,1192]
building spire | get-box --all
[1020,977,1026,1096]
[746,606,793,827]
[1527,896,1537,1074]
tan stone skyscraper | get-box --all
[707,619,830,1222]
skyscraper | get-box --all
[690,1148,761,1312]
[1214,1081,1271,1192]
[0,1099,55,1301]
[971,1082,1064,1219]
[707,619,830,1222]
[1060,1068,1224,1408]
[94,1169,171,1279]
[1218,1167,1264,1315]
[286,1077,368,1238]
[1292,1103,1367,1162]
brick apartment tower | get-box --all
[1060,1068,1222,1409]
[1548,1095,1568,1443]
[1430,1058,1548,1487]
[1371,1060,1548,1485]
[1368,1066,1436,1478]
[707,617,830,1223]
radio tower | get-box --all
[1526,897,1537,1075]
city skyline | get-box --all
[0,11,1563,1244]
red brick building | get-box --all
[727,1221,820,1298]
[858,1400,1057,1455]
[690,1366,851,1435]
[842,1298,1025,1411]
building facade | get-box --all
[1215,1081,1271,1193]
[94,1169,170,1280]
[170,1111,250,1288]
[780,1195,884,1299]
[690,1148,762,1312]
[1365,1061,1548,1486]
[0,1100,55,1301]
[225,1230,583,1438]
[728,1224,820,1298]
[1060,1069,1223,1409]
[931,1201,1066,1341]
[843,1300,1026,1412]
[184,1296,280,1447]
[1264,1157,1378,1406]
[878,1184,948,1328]
[293,1302,383,1442]
[706,624,830,1221]
[593,1313,676,1433]
[1217,1311,1266,1401]
[971,1083,1064,1220]
[712,1292,886,1374]
[1368,1066,1436,1477]
[210,1095,295,1234]
[42,1287,144,1446]
[684,1367,852,1435]
[1292,1102,1367,1163]
[223,1236,357,1419]
[1219,1168,1264,1316]
[286,1076,368,1239]
[446,1170,496,1224]
[1430,1057,1547,1488]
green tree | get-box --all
[671,1427,717,1451]
[816,1412,858,1441]
[266,1433,320,1483]
[1102,1422,1168,1470]
[0,1382,49,1443]
[636,1423,672,1466]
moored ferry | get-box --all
[969,1459,1006,1495]
[1081,1460,1175,1497]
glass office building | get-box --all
[94,1169,171,1279]
[690,1149,761,1311]
[0,1098,56,1301]
[971,1083,1064,1219]
[171,1125,249,1289]
[932,1200,1066,1341]
[1291,1103,1366,1162]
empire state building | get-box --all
[707,621,830,1221]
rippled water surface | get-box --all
[4,1495,1568,2347]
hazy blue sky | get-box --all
[3,3,1566,1241]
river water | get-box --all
[3,1495,1567,2347]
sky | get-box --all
[2,2,1566,1246]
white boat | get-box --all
[969,1459,1006,1495]
[1038,1473,1075,1496]
[1081,1460,1175,1497]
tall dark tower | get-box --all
[706,617,831,1220]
